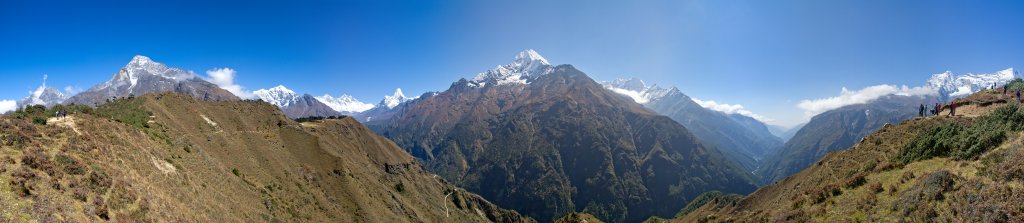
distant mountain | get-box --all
[756,95,935,183]
[753,68,1018,184]
[314,94,374,113]
[601,78,783,173]
[253,85,341,118]
[18,76,68,108]
[368,50,756,222]
[64,55,239,106]
[677,90,1024,222]
[768,123,805,142]
[353,88,425,123]
[928,68,1018,100]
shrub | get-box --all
[896,104,1024,164]
[21,147,51,171]
[1007,78,1024,92]
[394,182,405,192]
[87,169,112,194]
[843,173,867,189]
[55,153,86,175]
[232,168,241,177]
[32,116,47,125]
[869,182,884,194]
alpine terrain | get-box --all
[17,76,69,108]
[252,85,342,119]
[757,68,1018,183]
[602,78,784,173]
[64,56,239,106]
[673,86,1024,222]
[0,92,531,222]
[367,50,758,222]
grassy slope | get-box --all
[0,93,531,222]
[676,89,1024,222]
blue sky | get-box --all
[2,0,1023,126]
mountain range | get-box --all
[64,55,239,106]
[365,50,758,222]
[4,51,1022,223]
[756,68,1019,183]
[251,85,343,119]
[601,78,783,174]
[674,89,1024,222]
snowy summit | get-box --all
[315,94,375,113]
[253,85,300,108]
[600,78,677,104]
[19,75,68,107]
[468,49,554,87]
[927,68,1019,100]
[379,88,413,109]
[97,55,198,93]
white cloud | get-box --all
[691,98,775,124]
[0,100,17,114]
[797,84,936,119]
[64,86,82,95]
[204,68,254,99]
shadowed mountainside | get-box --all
[370,65,757,222]
[756,95,935,183]
[675,89,1024,222]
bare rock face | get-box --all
[64,55,238,106]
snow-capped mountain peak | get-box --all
[253,85,300,107]
[926,68,1018,99]
[98,55,197,92]
[315,94,375,113]
[380,88,412,109]
[19,75,68,107]
[600,78,675,104]
[468,49,555,87]
[514,49,550,66]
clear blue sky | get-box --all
[2,0,1022,126]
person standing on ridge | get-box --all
[950,101,957,116]
[919,104,925,117]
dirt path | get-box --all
[47,116,81,135]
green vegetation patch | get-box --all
[896,104,1024,164]
[95,96,152,129]
[1007,78,1024,92]
[675,191,743,217]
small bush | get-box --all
[900,171,916,184]
[21,147,52,171]
[232,168,241,177]
[869,182,884,194]
[32,116,47,125]
[55,153,86,175]
[395,182,405,192]
[843,173,867,189]
[87,169,112,194]
[10,166,36,197]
